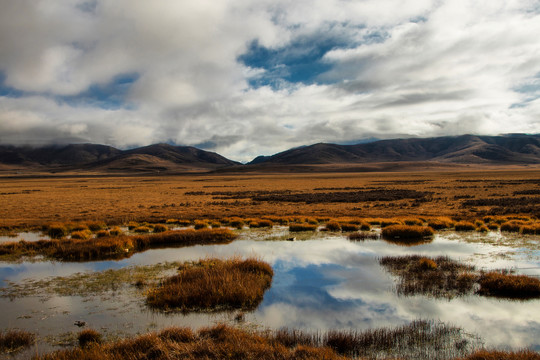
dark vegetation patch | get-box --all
[0,229,237,261]
[462,197,540,207]
[146,258,273,312]
[514,189,540,195]
[289,223,318,232]
[253,189,432,204]
[0,329,35,353]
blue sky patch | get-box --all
[239,29,359,89]
[0,71,139,110]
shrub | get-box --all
[47,223,68,239]
[454,221,476,231]
[324,221,341,232]
[78,329,102,347]
[289,223,317,232]
[382,225,435,240]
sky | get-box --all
[0,0,539,162]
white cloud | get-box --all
[0,0,539,162]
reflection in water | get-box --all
[0,229,540,355]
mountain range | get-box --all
[1,134,540,174]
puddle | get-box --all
[1,228,540,356]
[0,231,49,243]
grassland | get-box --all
[2,169,540,228]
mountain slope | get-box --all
[248,134,540,165]
[0,143,238,173]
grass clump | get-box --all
[454,221,476,231]
[0,329,35,353]
[348,232,379,241]
[340,223,359,232]
[194,220,208,229]
[86,221,106,231]
[500,221,522,233]
[289,223,318,232]
[146,257,273,311]
[71,230,93,240]
[382,225,435,240]
[152,224,168,233]
[460,349,540,360]
[477,271,540,299]
[427,217,454,230]
[109,227,122,236]
[47,223,68,239]
[78,329,102,347]
[325,221,342,232]
[133,226,152,233]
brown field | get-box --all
[2,169,540,228]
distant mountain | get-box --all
[248,134,540,165]
[0,143,239,173]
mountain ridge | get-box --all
[1,134,540,174]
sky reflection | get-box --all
[1,229,539,352]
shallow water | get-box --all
[1,228,540,356]
[0,231,48,243]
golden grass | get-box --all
[35,324,347,360]
[146,257,273,311]
[289,223,318,232]
[454,221,476,231]
[477,271,540,299]
[2,170,540,228]
[78,329,102,347]
[381,225,435,240]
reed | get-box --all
[146,257,273,311]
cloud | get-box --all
[0,0,539,162]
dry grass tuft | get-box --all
[289,223,318,232]
[427,217,454,230]
[454,221,476,231]
[348,232,379,241]
[78,329,102,347]
[460,350,540,360]
[152,224,168,233]
[0,329,35,353]
[146,257,273,311]
[325,221,342,232]
[382,225,435,240]
[477,271,540,299]
[47,223,68,239]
